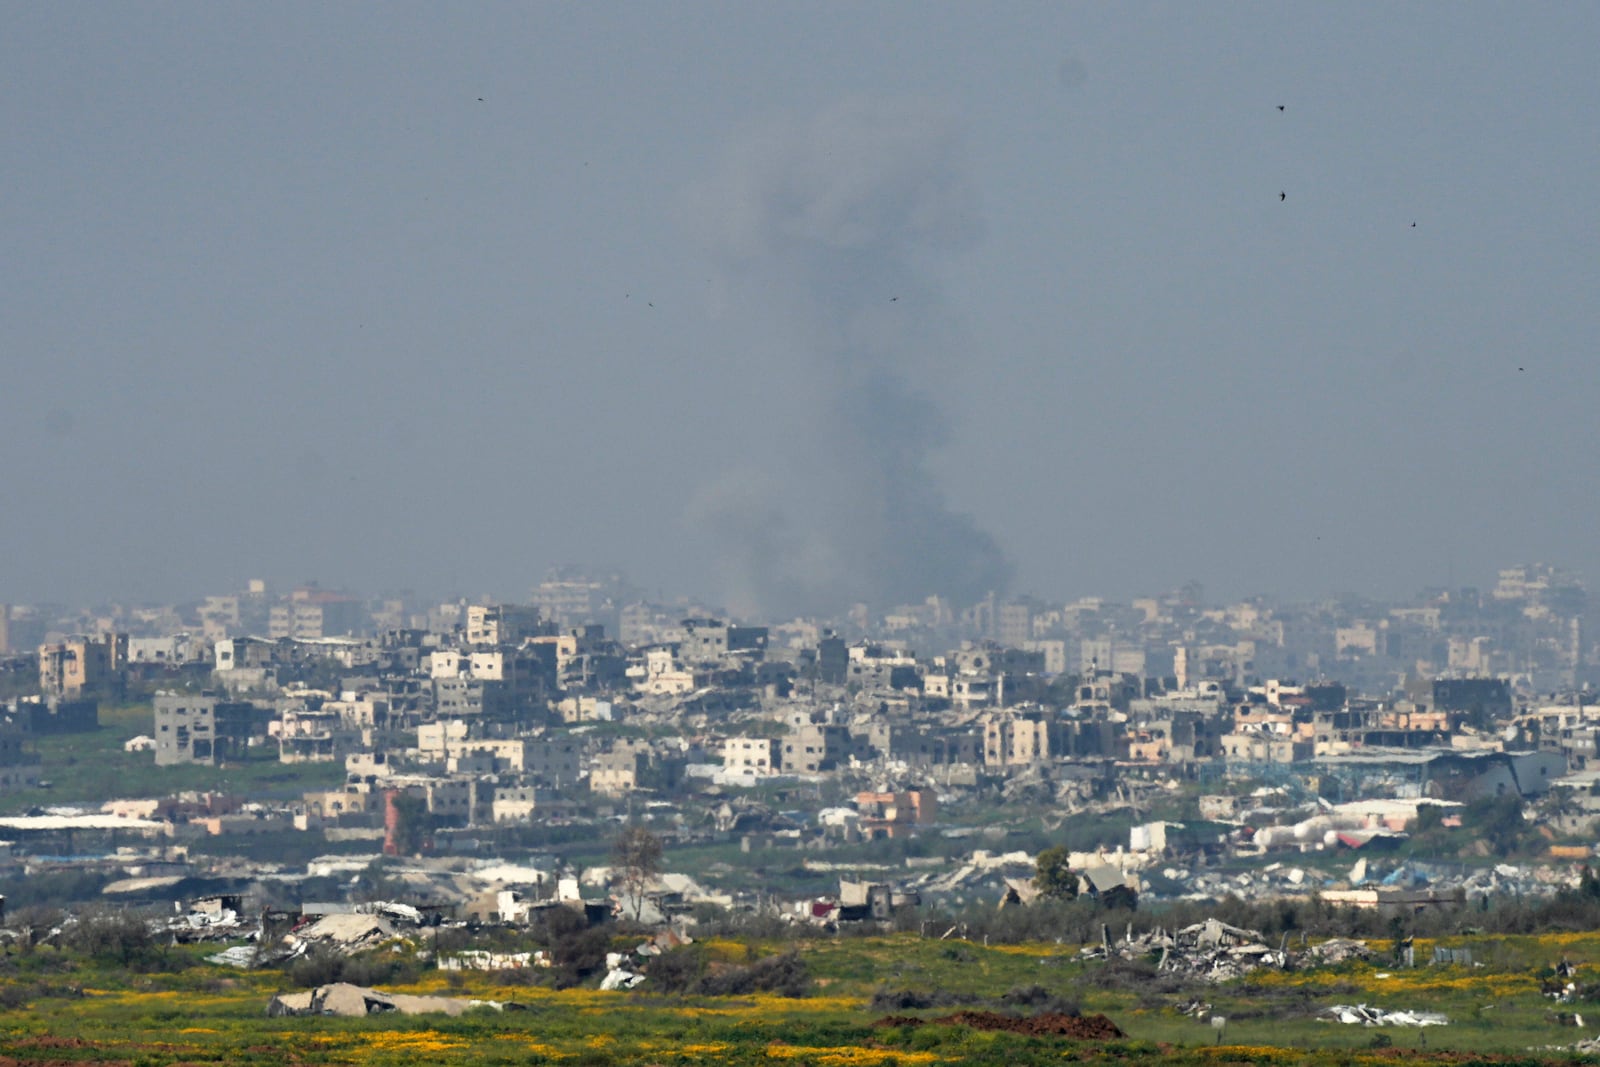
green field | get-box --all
[0,703,345,814]
[2,929,1598,1065]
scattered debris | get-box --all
[1308,938,1374,965]
[1080,917,1288,983]
[600,967,647,990]
[205,945,259,969]
[438,950,547,971]
[1320,1004,1448,1027]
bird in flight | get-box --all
[890,297,899,302]
[1411,222,1417,228]
[1280,191,1286,201]
[1277,105,1285,112]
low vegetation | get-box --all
[3,917,1600,1065]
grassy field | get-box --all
[0,703,345,814]
[3,930,1599,1065]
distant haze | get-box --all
[687,98,1012,616]
[2,5,1596,609]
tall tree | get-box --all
[613,824,663,921]
[1033,845,1079,900]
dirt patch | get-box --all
[876,1010,1124,1039]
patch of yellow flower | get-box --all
[495,1033,568,1056]
[355,1029,468,1055]
[1246,965,1536,1001]
[90,988,242,1010]
[1532,930,1600,950]
[662,993,863,1019]
[446,984,613,1007]
[700,937,752,960]
[178,1027,217,1034]
[765,1044,940,1066]
[520,1040,568,1058]
[1199,1045,1304,1064]
[982,941,1069,957]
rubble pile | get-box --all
[1320,1004,1449,1027]
[284,913,406,955]
[1081,918,1291,983]
[1153,858,1575,904]
[1306,938,1373,965]
[602,928,695,990]
[266,982,510,1017]
[915,850,1035,897]
[165,896,252,944]
[205,945,259,968]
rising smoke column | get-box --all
[688,98,1012,618]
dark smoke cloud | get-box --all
[687,98,1013,618]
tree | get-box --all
[1464,794,1528,856]
[1032,845,1079,900]
[389,792,434,857]
[64,909,158,969]
[613,824,663,921]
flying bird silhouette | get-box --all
[1277,105,1285,111]
[1280,191,1286,201]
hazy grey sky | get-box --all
[4,4,1596,612]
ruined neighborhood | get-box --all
[0,562,1595,940]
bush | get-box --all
[532,907,610,987]
[644,945,707,994]
[869,987,974,1012]
[62,910,164,971]
[1000,983,1080,1016]
[287,947,422,989]
[697,948,810,998]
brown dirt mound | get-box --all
[875,1010,1124,1039]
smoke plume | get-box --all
[687,97,1012,618]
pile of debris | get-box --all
[267,982,510,1018]
[1081,919,1288,983]
[165,894,251,944]
[268,912,408,963]
[1079,918,1374,983]
[600,927,694,991]
[1320,1004,1448,1027]
[252,900,448,968]
[1306,937,1373,965]
[1153,857,1575,905]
